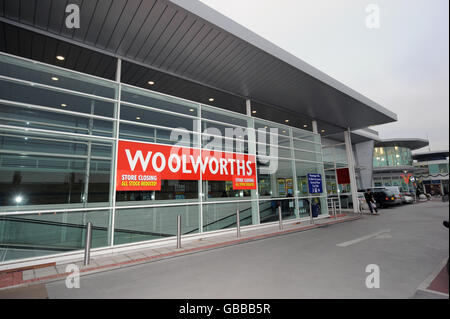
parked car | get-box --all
[370,186,402,205]
[371,188,397,208]
[401,192,414,204]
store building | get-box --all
[0,0,397,270]
[413,150,449,195]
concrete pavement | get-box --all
[40,200,449,299]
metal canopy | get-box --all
[374,138,429,151]
[0,0,397,132]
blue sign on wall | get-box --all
[307,173,323,194]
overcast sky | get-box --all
[199,0,449,152]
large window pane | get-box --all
[0,54,116,99]
[0,79,115,117]
[258,198,295,224]
[0,133,111,211]
[257,158,294,198]
[120,104,194,131]
[202,201,252,232]
[0,209,110,262]
[114,205,199,245]
[121,85,198,116]
[0,103,114,137]
[296,161,325,197]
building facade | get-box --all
[413,151,449,195]
[0,0,397,270]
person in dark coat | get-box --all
[364,189,378,214]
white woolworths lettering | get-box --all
[168,154,181,173]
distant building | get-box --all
[413,151,449,195]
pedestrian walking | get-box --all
[364,189,378,214]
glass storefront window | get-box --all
[373,146,413,167]
[0,53,117,99]
[259,198,295,224]
[0,133,112,211]
[257,158,294,198]
[121,85,198,116]
[0,79,115,118]
[203,201,252,232]
[114,205,199,245]
[0,209,111,262]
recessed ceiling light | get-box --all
[284,119,289,123]
[321,129,325,133]
[136,116,141,120]
[303,124,308,128]
[51,77,59,81]
[56,55,65,61]
[208,98,214,102]
[282,130,286,133]
[252,110,256,114]
[189,109,195,112]
[148,81,155,85]
[61,103,67,107]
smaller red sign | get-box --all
[116,170,161,191]
[336,168,350,184]
[233,176,257,190]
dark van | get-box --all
[371,188,397,208]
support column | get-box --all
[246,99,252,116]
[246,99,260,225]
[312,120,318,134]
[344,129,359,213]
[108,58,121,246]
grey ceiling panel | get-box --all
[124,0,167,58]
[151,15,196,68]
[143,10,187,64]
[170,25,216,74]
[83,0,113,45]
[3,0,19,20]
[34,0,52,30]
[17,26,32,57]
[180,31,228,77]
[47,0,67,34]
[72,0,98,41]
[191,37,246,81]
[159,19,204,70]
[19,0,36,24]
[187,37,242,81]
[134,5,177,61]
[94,0,128,49]
[103,0,142,51]
[114,0,156,54]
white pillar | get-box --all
[246,99,252,116]
[344,129,359,213]
[312,120,318,134]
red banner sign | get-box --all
[116,140,257,191]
